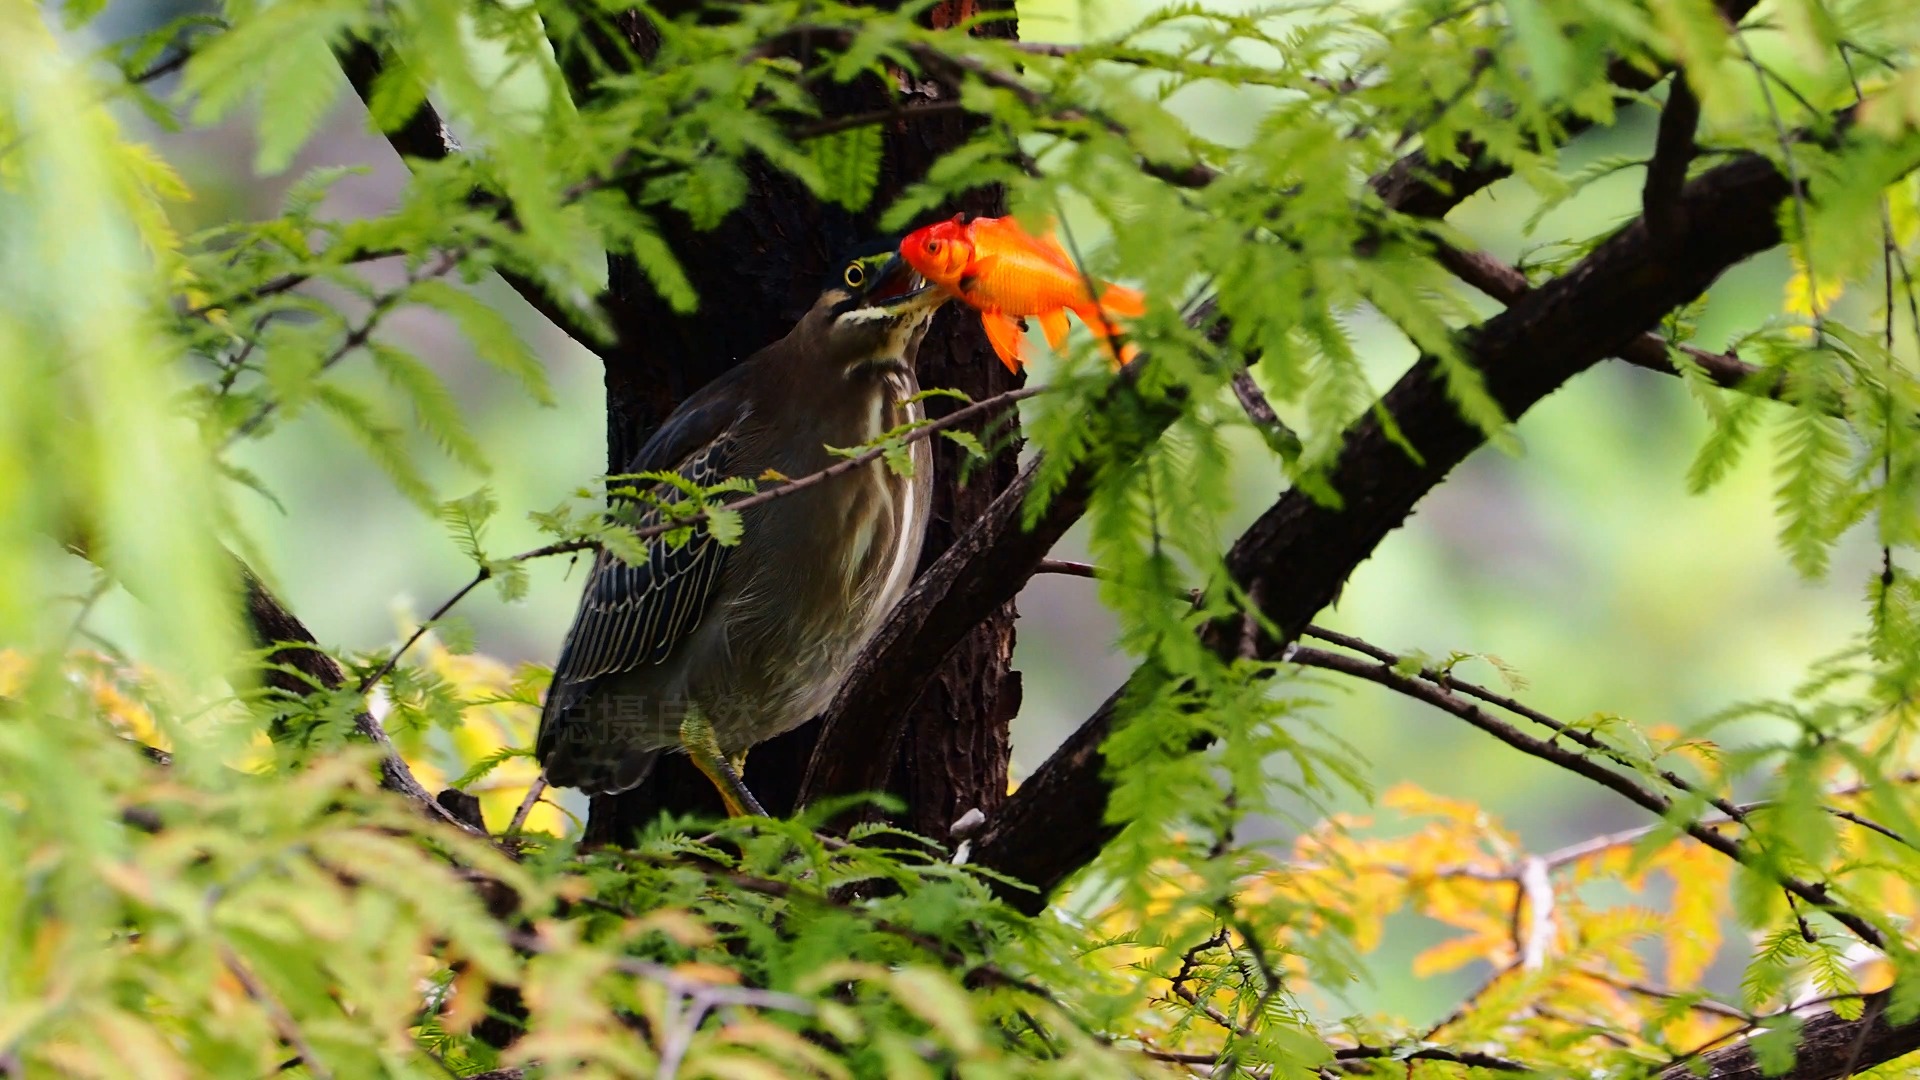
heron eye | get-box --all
[844,262,865,288]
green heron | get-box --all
[535,247,948,815]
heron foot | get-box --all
[679,712,768,818]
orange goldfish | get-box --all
[899,214,1144,372]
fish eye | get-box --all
[927,239,943,253]
[843,262,865,288]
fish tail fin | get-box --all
[1097,282,1145,318]
[1072,301,1127,341]
[979,312,1028,373]
[1071,282,1143,338]
[1037,309,1070,351]
[1070,294,1141,369]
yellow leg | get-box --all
[679,710,767,818]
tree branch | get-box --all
[968,136,1885,913]
[1430,240,1778,395]
[235,560,483,836]
[330,37,607,354]
[1369,0,1757,220]
[797,4,1769,822]
[1658,992,1920,1080]
[799,342,1203,809]
[1645,75,1701,242]
[1286,646,1883,946]
[1298,625,1757,830]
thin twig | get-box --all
[1424,961,1520,1038]
[129,49,195,85]
[1429,240,1778,396]
[232,558,483,835]
[1539,772,1920,867]
[222,250,460,447]
[1229,367,1301,455]
[1517,856,1554,970]
[185,246,406,319]
[1168,982,1248,1043]
[1574,967,1750,1020]
[612,386,1043,547]
[507,777,547,836]
[354,537,594,694]
[222,947,333,1080]
[356,388,1039,694]
[1033,564,1920,863]
[1298,625,1753,828]
[1289,645,1886,948]
[356,565,500,695]
[1332,1043,1530,1072]
[1735,29,1824,342]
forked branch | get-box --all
[970,129,1889,912]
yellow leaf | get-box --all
[716,1019,852,1080]
[0,648,29,696]
[1857,956,1894,995]
[1862,67,1920,136]
[691,1052,797,1080]
[1659,843,1730,985]
[1784,250,1845,335]
[1413,932,1507,977]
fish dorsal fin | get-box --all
[1038,230,1074,265]
[988,217,1074,269]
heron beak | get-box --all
[858,255,942,318]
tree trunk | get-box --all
[583,1,1021,846]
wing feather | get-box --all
[546,381,753,691]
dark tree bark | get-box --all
[1659,995,1920,1080]
[582,1,1023,845]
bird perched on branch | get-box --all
[536,247,947,816]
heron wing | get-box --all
[550,379,753,686]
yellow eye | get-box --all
[843,262,865,288]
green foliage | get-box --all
[410,279,556,405]
[9,0,1920,1075]
[812,123,886,211]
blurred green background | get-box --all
[66,0,1882,1025]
